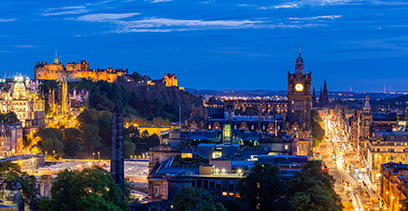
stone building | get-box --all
[0,76,45,128]
[34,57,127,82]
[380,162,408,211]
[0,123,23,157]
[368,132,408,182]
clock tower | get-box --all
[287,51,312,133]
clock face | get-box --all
[295,83,304,92]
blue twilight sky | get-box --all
[0,0,408,92]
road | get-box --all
[315,115,379,211]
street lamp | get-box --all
[97,152,100,160]
[92,152,95,160]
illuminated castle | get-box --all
[163,73,178,87]
[34,57,127,82]
[0,76,45,127]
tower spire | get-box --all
[299,43,302,56]
[294,45,304,74]
[54,50,59,64]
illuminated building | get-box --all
[286,51,312,156]
[0,76,45,127]
[148,155,246,202]
[0,123,23,157]
[360,95,372,158]
[380,162,408,211]
[367,132,408,182]
[163,73,178,87]
[69,89,88,108]
[137,125,174,136]
[34,57,127,82]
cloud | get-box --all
[148,0,172,3]
[288,15,342,20]
[110,17,327,33]
[371,1,408,6]
[42,9,90,16]
[0,18,16,22]
[76,13,140,22]
[302,0,359,6]
[115,18,265,32]
[258,3,300,10]
[46,6,86,11]
[14,45,38,48]
[256,0,362,10]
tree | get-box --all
[130,72,142,82]
[124,141,135,158]
[238,163,285,211]
[82,124,101,155]
[0,112,19,123]
[286,161,342,211]
[63,128,84,158]
[0,161,39,209]
[39,167,127,211]
[172,186,226,211]
[35,128,64,155]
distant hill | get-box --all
[372,94,408,108]
[186,89,287,98]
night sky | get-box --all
[1,0,408,91]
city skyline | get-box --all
[1,0,408,91]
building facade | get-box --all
[0,123,23,157]
[0,76,45,127]
[368,132,408,182]
[380,162,408,211]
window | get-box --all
[153,186,160,197]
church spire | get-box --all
[320,80,329,106]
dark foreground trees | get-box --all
[170,161,340,211]
[237,161,341,211]
[39,167,128,211]
[286,161,342,211]
[172,186,226,211]
[239,163,285,210]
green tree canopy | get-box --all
[39,167,127,211]
[238,163,285,211]
[35,128,64,155]
[0,112,19,124]
[286,161,342,211]
[172,186,226,211]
